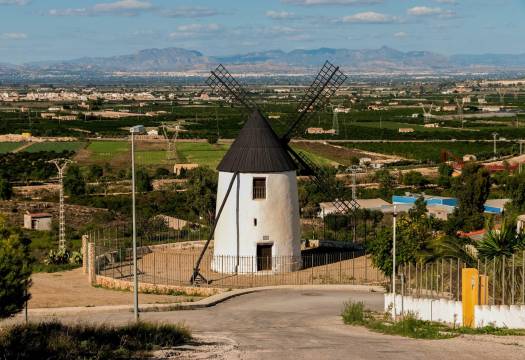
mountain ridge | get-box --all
[11,46,525,74]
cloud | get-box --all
[342,11,396,23]
[407,6,455,17]
[282,0,382,5]
[0,0,30,5]
[161,7,219,18]
[0,32,27,39]
[434,0,457,3]
[393,31,408,38]
[49,0,153,16]
[266,10,296,20]
[169,24,221,40]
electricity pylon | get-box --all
[49,158,73,251]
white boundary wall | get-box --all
[385,294,525,328]
[385,294,463,327]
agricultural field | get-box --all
[176,142,230,168]
[0,142,23,153]
[338,141,518,163]
[24,141,87,153]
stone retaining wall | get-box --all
[95,275,223,297]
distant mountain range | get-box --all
[4,46,525,76]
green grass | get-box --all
[352,121,460,133]
[176,142,230,168]
[24,141,87,153]
[0,321,191,360]
[87,141,130,160]
[135,150,170,166]
[0,142,23,153]
[291,146,339,167]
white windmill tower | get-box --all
[190,62,356,283]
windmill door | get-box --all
[257,244,272,271]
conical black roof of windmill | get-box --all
[217,110,297,173]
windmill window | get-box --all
[252,178,266,199]
[254,218,257,226]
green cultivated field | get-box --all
[87,141,130,161]
[0,142,23,153]
[24,141,87,153]
[339,141,517,163]
[176,142,230,168]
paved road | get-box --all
[17,288,525,359]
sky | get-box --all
[0,0,524,64]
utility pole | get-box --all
[48,158,73,251]
[392,205,397,322]
[130,125,145,322]
[492,132,498,159]
[331,105,339,135]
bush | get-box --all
[0,321,191,360]
[341,301,366,325]
[0,217,32,319]
[44,248,69,265]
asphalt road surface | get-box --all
[12,289,525,359]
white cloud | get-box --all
[407,6,455,17]
[49,0,152,16]
[0,0,30,5]
[342,11,396,24]
[161,7,219,18]
[169,24,221,40]
[434,0,457,3]
[393,31,408,38]
[266,10,296,20]
[0,32,27,39]
[282,0,382,5]
[93,0,151,12]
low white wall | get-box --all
[385,294,525,328]
[384,294,462,327]
[475,305,525,328]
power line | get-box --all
[48,158,73,251]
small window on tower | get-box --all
[252,177,266,199]
[254,218,257,226]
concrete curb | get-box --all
[24,284,385,317]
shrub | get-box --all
[341,301,366,325]
[0,217,32,318]
[0,321,191,360]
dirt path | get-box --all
[12,142,33,153]
[29,268,199,308]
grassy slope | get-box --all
[0,142,23,153]
[24,141,87,153]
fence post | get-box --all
[88,242,96,285]
[81,234,89,274]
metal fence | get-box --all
[93,244,387,288]
[397,252,525,305]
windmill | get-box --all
[190,61,358,284]
[420,103,434,122]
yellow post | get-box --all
[479,275,489,305]
[462,268,479,328]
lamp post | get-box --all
[130,125,145,321]
[392,205,397,322]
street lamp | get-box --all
[392,205,397,322]
[130,125,145,321]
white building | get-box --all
[213,110,301,273]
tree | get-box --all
[408,196,427,220]
[0,216,32,318]
[402,171,428,187]
[136,168,152,192]
[506,172,525,212]
[437,163,453,188]
[155,167,171,178]
[0,177,13,200]
[185,167,218,221]
[374,169,395,199]
[207,135,218,144]
[63,164,86,196]
[88,164,103,181]
[447,163,491,232]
